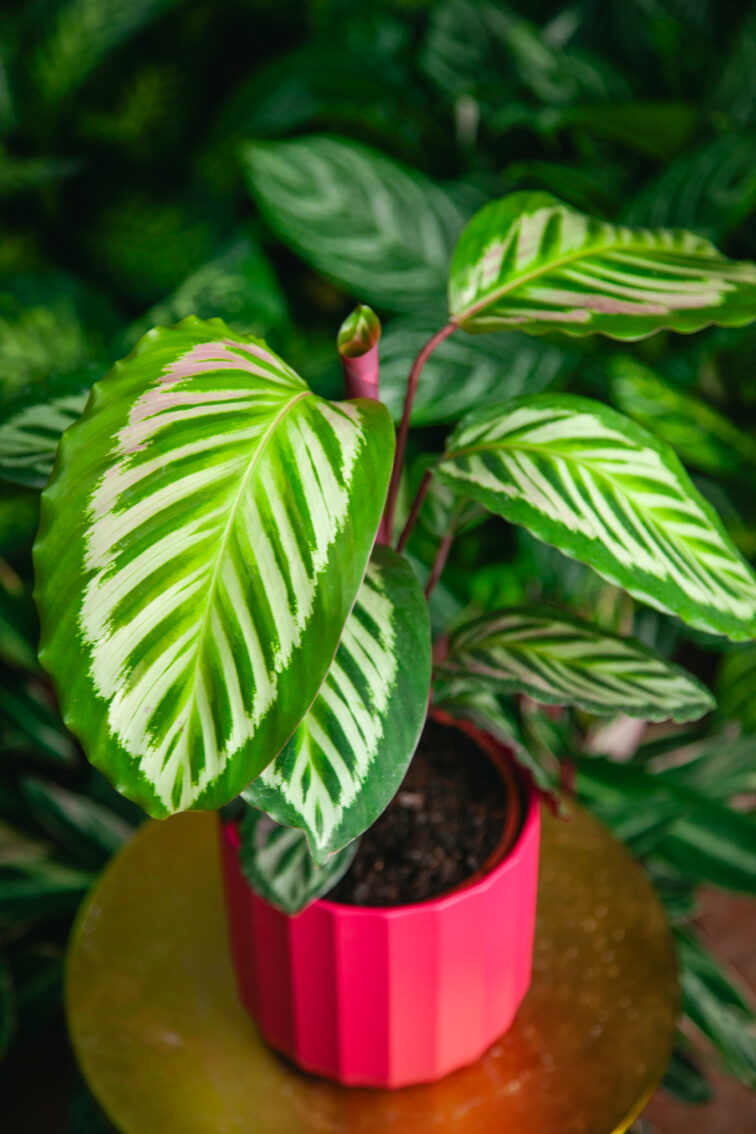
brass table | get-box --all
[67,805,677,1133]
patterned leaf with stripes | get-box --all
[238,808,358,915]
[241,135,465,311]
[437,606,714,722]
[0,371,96,488]
[33,317,394,818]
[448,191,756,339]
[244,546,431,864]
[438,395,756,641]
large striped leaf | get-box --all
[438,395,756,641]
[378,310,573,425]
[241,135,465,311]
[238,808,357,915]
[448,191,756,338]
[0,371,95,488]
[33,317,394,818]
[244,546,430,864]
[437,606,714,722]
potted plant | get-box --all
[32,192,756,1088]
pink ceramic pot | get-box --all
[219,719,541,1089]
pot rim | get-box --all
[226,712,539,921]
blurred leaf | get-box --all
[0,274,117,395]
[0,369,94,489]
[623,133,756,241]
[661,1044,713,1104]
[0,859,93,928]
[0,576,38,671]
[378,311,574,424]
[677,929,756,1087]
[123,232,289,349]
[610,355,756,476]
[717,647,756,736]
[242,135,465,311]
[29,0,186,102]
[0,676,77,767]
[0,489,39,558]
[21,778,132,869]
[0,145,79,197]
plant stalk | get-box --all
[384,322,456,544]
[396,469,433,554]
[425,525,455,599]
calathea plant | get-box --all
[32,192,756,913]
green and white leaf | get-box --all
[244,546,431,864]
[438,394,756,641]
[448,191,756,338]
[379,310,573,425]
[610,355,756,476]
[238,808,357,915]
[0,372,95,488]
[437,606,714,722]
[33,316,394,818]
[241,135,465,311]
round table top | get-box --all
[67,804,677,1134]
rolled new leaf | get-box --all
[448,191,756,339]
[338,304,381,402]
[437,606,714,723]
[244,546,431,864]
[33,317,394,817]
[238,808,357,915]
[438,394,756,641]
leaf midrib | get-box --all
[185,389,314,742]
[449,213,715,325]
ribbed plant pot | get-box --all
[219,719,541,1089]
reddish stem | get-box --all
[424,525,455,599]
[340,342,380,402]
[342,340,389,544]
[396,469,433,554]
[383,322,456,544]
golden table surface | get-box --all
[66,805,678,1134]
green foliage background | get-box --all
[1,0,755,1126]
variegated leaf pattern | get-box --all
[33,317,394,818]
[241,135,465,311]
[448,191,756,339]
[437,606,714,722]
[238,807,358,914]
[0,371,96,488]
[438,395,756,641]
[244,546,431,864]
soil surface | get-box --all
[328,719,512,907]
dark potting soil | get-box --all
[328,720,512,908]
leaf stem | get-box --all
[384,322,456,544]
[396,469,433,553]
[425,525,455,599]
